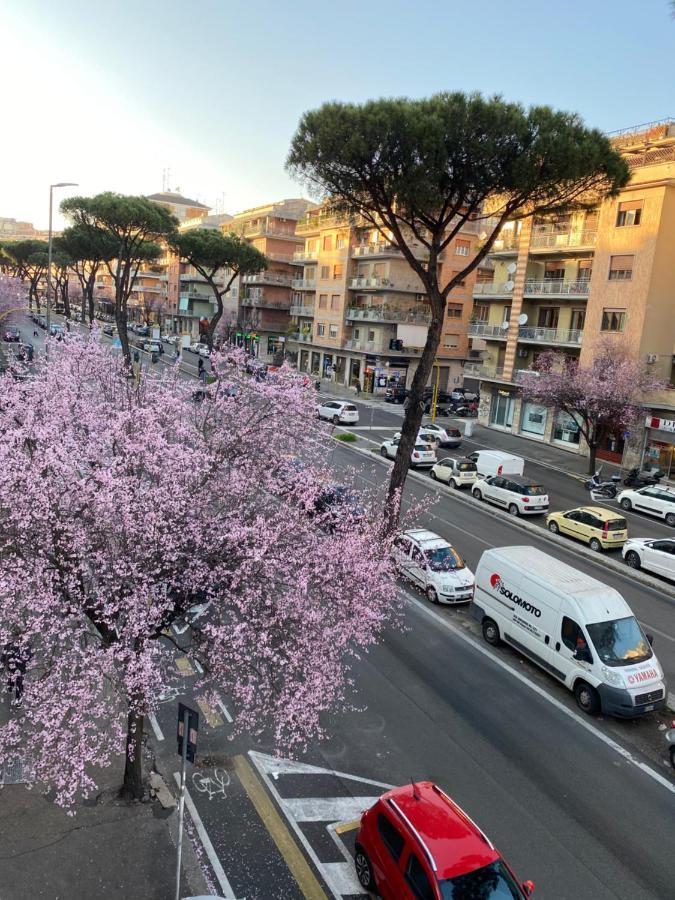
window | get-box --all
[377,815,405,862]
[554,410,581,445]
[608,255,633,281]
[336,233,347,249]
[473,303,489,323]
[405,853,434,900]
[322,235,333,251]
[454,239,470,257]
[446,304,462,318]
[544,263,565,281]
[601,308,626,332]
[561,617,585,652]
[307,239,317,252]
[329,325,338,338]
[318,294,328,310]
[443,334,459,349]
[320,266,330,280]
[616,200,643,227]
[373,262,385,277]
[305,266,317,281]
[330,294,340,311]
[538,307,559,329]
[367,329,375,341]
[316,323,325,336]
[333,263,343,280]
[354,329,360,340]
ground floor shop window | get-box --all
[553,411,581,445]
[521,401,547,436]
[490,391,515,428]
[267,336,282,356]
[310,352,321,375]
[645,440,675,478]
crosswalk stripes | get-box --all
[248,751,393,899]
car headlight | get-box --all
[601,666,622,687]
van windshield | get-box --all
[586,616,652,667]
[440,860,523,898]
[425,546,465,572]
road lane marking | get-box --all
[148,713,164,742]
[398,588,675,797]
[176,657,195,676]
[196,699,224,728]
[193,659,204,674]
[233,755,328,900]
[172,772,241,899]
[216,696,234,723]
[334,819,360,834]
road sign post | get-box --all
[175,703,199,900]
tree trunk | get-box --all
[384,290,445,532]
[116,301,132,367]
[121,710,145,800]
[87,274,96,325]
[205,284,224,351]
[588,443,598,475]
[61,277,71,320]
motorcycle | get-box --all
[623,466,663,488]
[666,721,675,770]
[584,468,622,499]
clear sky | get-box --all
[2,0,674,229]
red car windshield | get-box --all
[440,860,524,898]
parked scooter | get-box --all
[584,467,622,499]
[623,466,664,488]
[666,721,675,770]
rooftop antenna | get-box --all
[411,778,421,800]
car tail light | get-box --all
[603,521,609,537]
[413,452,420,459]
[523,497,529,503]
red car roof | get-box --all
[381,782,499,881]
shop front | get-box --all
[489,388,516,429]
[643,416,675,479]
[520,400,548,438]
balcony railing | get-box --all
[349,275,422,292]
[291,278,317,290]
[179,291,214,304]
[289,305,315,316]
[529,230,597,250]
[523,279,590,297]
[518,326,583,345]
[464,363,507,379]
[287,332,313,343]
[242,272,292,286]
[491,234,519,252]
[345,306,431,325]
[468,322,509,339]
[293,249,319,261]
[241,295,292,310]
[353,243,402,258]
[473,282,512,296]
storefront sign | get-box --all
[646,416,675,433]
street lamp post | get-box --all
[46,182,78,333]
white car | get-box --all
[417,422,463,447]
[316,400,359,425]
[165,335,180,345]
[392,528,474,604]
[142,340,162,354]
[618,485,675,527]
[472,475,549,516]
[380,437,436,467]
[623,538,675,580]
[393,429,441,449]
[430,456,478,488]
[190,342,210,357]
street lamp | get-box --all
[46,182,78,332]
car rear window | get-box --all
[414,444,432,452]
[448,429,461,437]
[607,518,627,531]
[343,404,357,411]
[523,484,546,496]
[458,462,476,472]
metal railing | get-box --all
[345,306,431,324]
[491,234,519,251]
[464,363,506,379]
[353,243,401,257]
[289,305,315,316]
[468,322,509,338]
[518,326,583,345]
[473,282,512,296]
[349,275,421,292]
[242,272,292,286]
[286,332,313,343]
[523,279,590,296]
[529,230,597,249]
[241,296,292,310]
[293,249,319,261]
[291,278,317,290]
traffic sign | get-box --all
[177,702,199,764]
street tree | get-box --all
[518,340,664,474]
[5,239,49,310]
[0,338,398,805]
[55,225,116,324]
[287,93,629,527]
[61,193,178,362]
[171,229,267,350]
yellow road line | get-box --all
[233,755,328,900]
[334,819,360,835]
[196,699,223,728]
[176,657,195,676]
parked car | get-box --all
[189,342,210,357]
[164,334,180,345]
[16,342,34,362]
[316,400,359,425]
[384,385,408,404]
[415,422,462,447]
[473,475,549,516]
[4,326,20,342]
[49,324,65,340]
[354,781,534,898]
[380,437,436,467]
[623,538,675,580]
[102,324,115,337]
[312,485,365,532]
[546,506,628,551]
[617,485,675,527]
[430,456,478,488]
[393,430,442,450]
[136,325,150,337]
[142,340,162,354]
[468,450,524,479]
[392,528,474,604]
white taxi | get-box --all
[392,528,474,604]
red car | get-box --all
[354,781,534,899]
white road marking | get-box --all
[193,659,204,674]
[398,589,675,797]
[668,692,675,710]
[216,696,234,724]
[172,772,241,899]
[148,713,164,742]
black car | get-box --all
[313,486,365,532]
[384,386,408,403]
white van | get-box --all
[467,450,524,479]
[472,546,666,718]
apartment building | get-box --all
[468,119,675,474]
[287,208,478,392]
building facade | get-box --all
[286,208,479,393]
[468,119,675,474]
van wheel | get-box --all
[473,489,482,501]
[508,503,519,516]
[354,845,375,891]
[548,521,559,534]
[482,618,500,646]
[589,538,602,552]
[426,586,439,605]
[666,513,675,527]
[620,498,632,511]
[625,551,641,569]
[574,681,600,716]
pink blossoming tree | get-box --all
[0,338,399,805]
[518,340,664,474]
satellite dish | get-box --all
[505,280,515,292]
[506,262,517,274]
[518,313,528,325]
[500,320,510,332]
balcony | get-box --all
[529,229,597,252]
[179,291,213,303]
[518,326,583,346]
[349,275,422,292]
[241,293,292,310]
[345,305,431,325]
[242,272,293,287]
[464,363,508,380]
[343,337,423,356]
[287,332,313,343]
[353,243,402,259]
[293,249,319,261]
[491,233,519,253]
[290,304,315,316]
[473,282,513,297]
[291,278,317,290]
[468,323,509,339]
[131,285,166,295]
[523,279,590,298]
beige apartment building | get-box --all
[468,119,675,475]
[287,208,478,392]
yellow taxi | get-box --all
[546,506,628,551]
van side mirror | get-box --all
[646,633,654,647]
[573,646,593,664]
[522,881,535,896]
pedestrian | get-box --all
[355,381,362,396]
[198,357,207,384]
[33,328,38,338]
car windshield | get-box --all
[586,616,652,667]
[522,484,546,496]
[425,545,465,572]
[440,859,524,899]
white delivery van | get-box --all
[467,450,524,479]
[472,546,666,718]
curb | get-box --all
[336,436,675,603]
